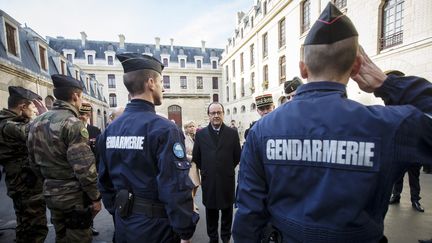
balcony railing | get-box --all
[380,31,403,50]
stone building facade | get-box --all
[0,10,108,128]
[221,0,432,140]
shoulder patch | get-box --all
[81,128,89,138]
[173,142,185,159]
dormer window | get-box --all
[60,59,66,75]
[212,60,217,69]
[196,59,202,68]
[180,59,186,68]
[5,22,18,56]
[163,58,169,67]
[107,56,114,65]
[67,54,73,63]
[38,45,47,71]
[88,55,94,64]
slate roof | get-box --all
[47,37,224,63]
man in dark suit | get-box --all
[192,102,241,243]
[78,102,101,236]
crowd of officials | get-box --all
[1,2,432,243]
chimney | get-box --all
[201,40,206,53]
[80,31,87,47]
[155,37,160,51]
[119,34,125,49]
[170,38,174,52]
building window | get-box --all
[39,46,47,71]
[240,53,244,73]
[163,58,169,67]
[263,1,268,15]
[227,108,231,115]
[250,44,255,66]
[226,86,230,102]
[89,74,96,79]
[380,0,404,50]
[67,53,73,63]
[87,55,94,64]
[108,56,114,65]
[334,0,347,9]
[251,16,254,28]
[233,107,237,115]
[180,59,186,68]
[109,94,117,107]
[168,105,182,129]
[262,33,268,58]
[180,76,187,89]
[232,60,236,77]
[233,83,237,100]
[196,60,202,69]
[213,94,219,102]
[279,56,286,84]
[263,65,269,90]
[279,18,286,48]
[225,66,229,81]
[163,75,170,89]
[197,76,203,89]
[75,70,79,80]
[60,60,66,75]
[212,77,219,89]
[5,22,18,56]
[250,72,255,94]
[108,74,116,88]
[250,103,256,111]
[212,60,217,69]
[301,0,311,34]
[241,105,246,113]
[241,78,245,97]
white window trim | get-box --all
[63,49,76,63]
[178,54,187,68]
[3,18,21,60]
[160,54,170,67]
[84,50,96,65]
[37,43,49,73]
[194,56,203,69]
[210,57,219,69]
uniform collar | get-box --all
[126,99,155,113]
[296,81,346,96]
[0,108,18,119]
[52,100,80,117]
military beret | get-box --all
[255,94,273,108]
[8,86,42,101]
[284,77,303,94]
[51,74,83,90]
[116,53,164,74]
[304,2,358,45]
[79,102,92,113]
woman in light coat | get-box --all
[184,121,200,205]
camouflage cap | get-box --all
[8,86,42,101]
[255,94,273,108]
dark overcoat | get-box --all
[192,123,241,209]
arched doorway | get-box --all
[168,105,182,129]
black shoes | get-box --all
[91,226,100,236]
[419,239,432,243]
[389,196,400,204]
[412,201,425,212]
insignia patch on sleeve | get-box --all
[80,128,89,139]
[173,142,185,159]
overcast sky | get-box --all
[2,0,253,48]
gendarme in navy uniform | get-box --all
[233,2,432,243]
[97,53,197,243]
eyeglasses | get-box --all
[209,111,223,116]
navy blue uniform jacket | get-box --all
[233,76,432,242]
[97,99,196,241]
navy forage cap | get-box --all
[255,94,273,108]
[116,53,164,74]
[51,74,83,90]
[284,77,303,94]
[8,86,42,100]
[79,102,92,113]
[304,2,358,45]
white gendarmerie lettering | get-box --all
[266,139,375,167]
[106,136,145,150]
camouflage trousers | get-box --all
[5,169,48,243]
[45,192,92,243]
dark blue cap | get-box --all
[284,77,303,94]
[304,2,358,45]
[8,86,41,100]
[116,53,164,74]
[51,74,83,90]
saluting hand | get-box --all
[351,46,388,93]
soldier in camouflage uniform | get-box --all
[0,86,48,243]
[27,74,101,243]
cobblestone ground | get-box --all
[0,171,431,242]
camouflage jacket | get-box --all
[27,100,100,201]
[0,109,29,174]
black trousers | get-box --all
[392,164,421,202]
[205,207,233,242]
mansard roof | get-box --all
[47,37,224,63]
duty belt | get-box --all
[133,197,167,218]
